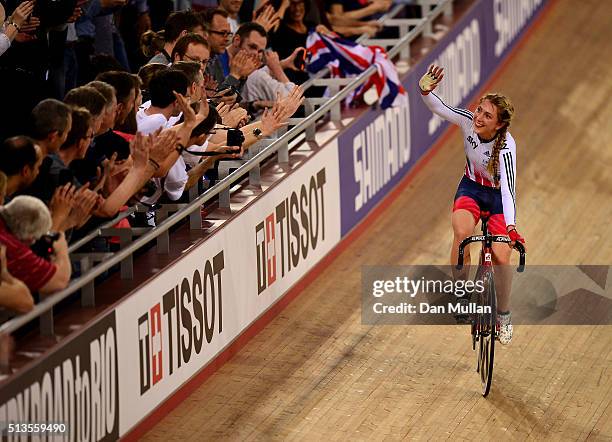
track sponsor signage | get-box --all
[136,250,226,396]
[251,143,340,302]
[115,238,235,434]
[0,313,119,442]
[256,168,329,295]
[337,0,547,235]
[115,140,341,433]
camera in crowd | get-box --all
[226,128,245,147]
[31,232,61,260]
[140,179,159,199]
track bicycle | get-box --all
[456,210,526,397]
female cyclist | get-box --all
[418,64,525,345]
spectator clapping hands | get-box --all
[253,3,281,33]
[229,50,262,80]
[9,1,35,29]
[149,129,180,172]
[65,187,101,229]
[131,132,150,172]
[173,91,200,129]
[264,50,286,79]
[277,85,305,119]
[204,74,219,99]
[49,183,77,232]
[260,86,304,136]
[49,183,102,231]
[219,104,249,128]
[93,152,117,194]
[2,1,38,44]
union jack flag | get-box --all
[306,32,407,109]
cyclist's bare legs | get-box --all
[492,242,512,311]
[451,210,477,280]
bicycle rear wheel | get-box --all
[478,272,497,397]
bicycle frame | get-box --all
[456,212,526,273]
[454,211,526,396]
[479,214,495,272]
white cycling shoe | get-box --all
[497,312,513,345]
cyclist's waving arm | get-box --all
[418,65,473,130]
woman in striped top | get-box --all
[419,64,526,345]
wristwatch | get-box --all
[252,127,263,139]
[5,19,20,31]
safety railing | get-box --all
[0,0,453,367]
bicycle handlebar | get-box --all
[456,235,526,272]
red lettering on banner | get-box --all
[151,304,163,385]
[266,214,276,286]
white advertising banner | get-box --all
[115,141,341,434]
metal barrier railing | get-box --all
[67,207,137,254]
[0,0,452,363]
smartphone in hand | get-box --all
[294,48,307,71]
[214,87,232,97]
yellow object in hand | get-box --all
[419,71,437,92]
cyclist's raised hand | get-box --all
[419,64,444,94]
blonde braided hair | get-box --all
[481,93,514,187]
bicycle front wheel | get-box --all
[478,272,497,397]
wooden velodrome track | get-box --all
[143,1,612,440]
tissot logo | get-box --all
[137,250,225,395]
[256,168,327,294]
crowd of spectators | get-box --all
[0,0,393,318]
